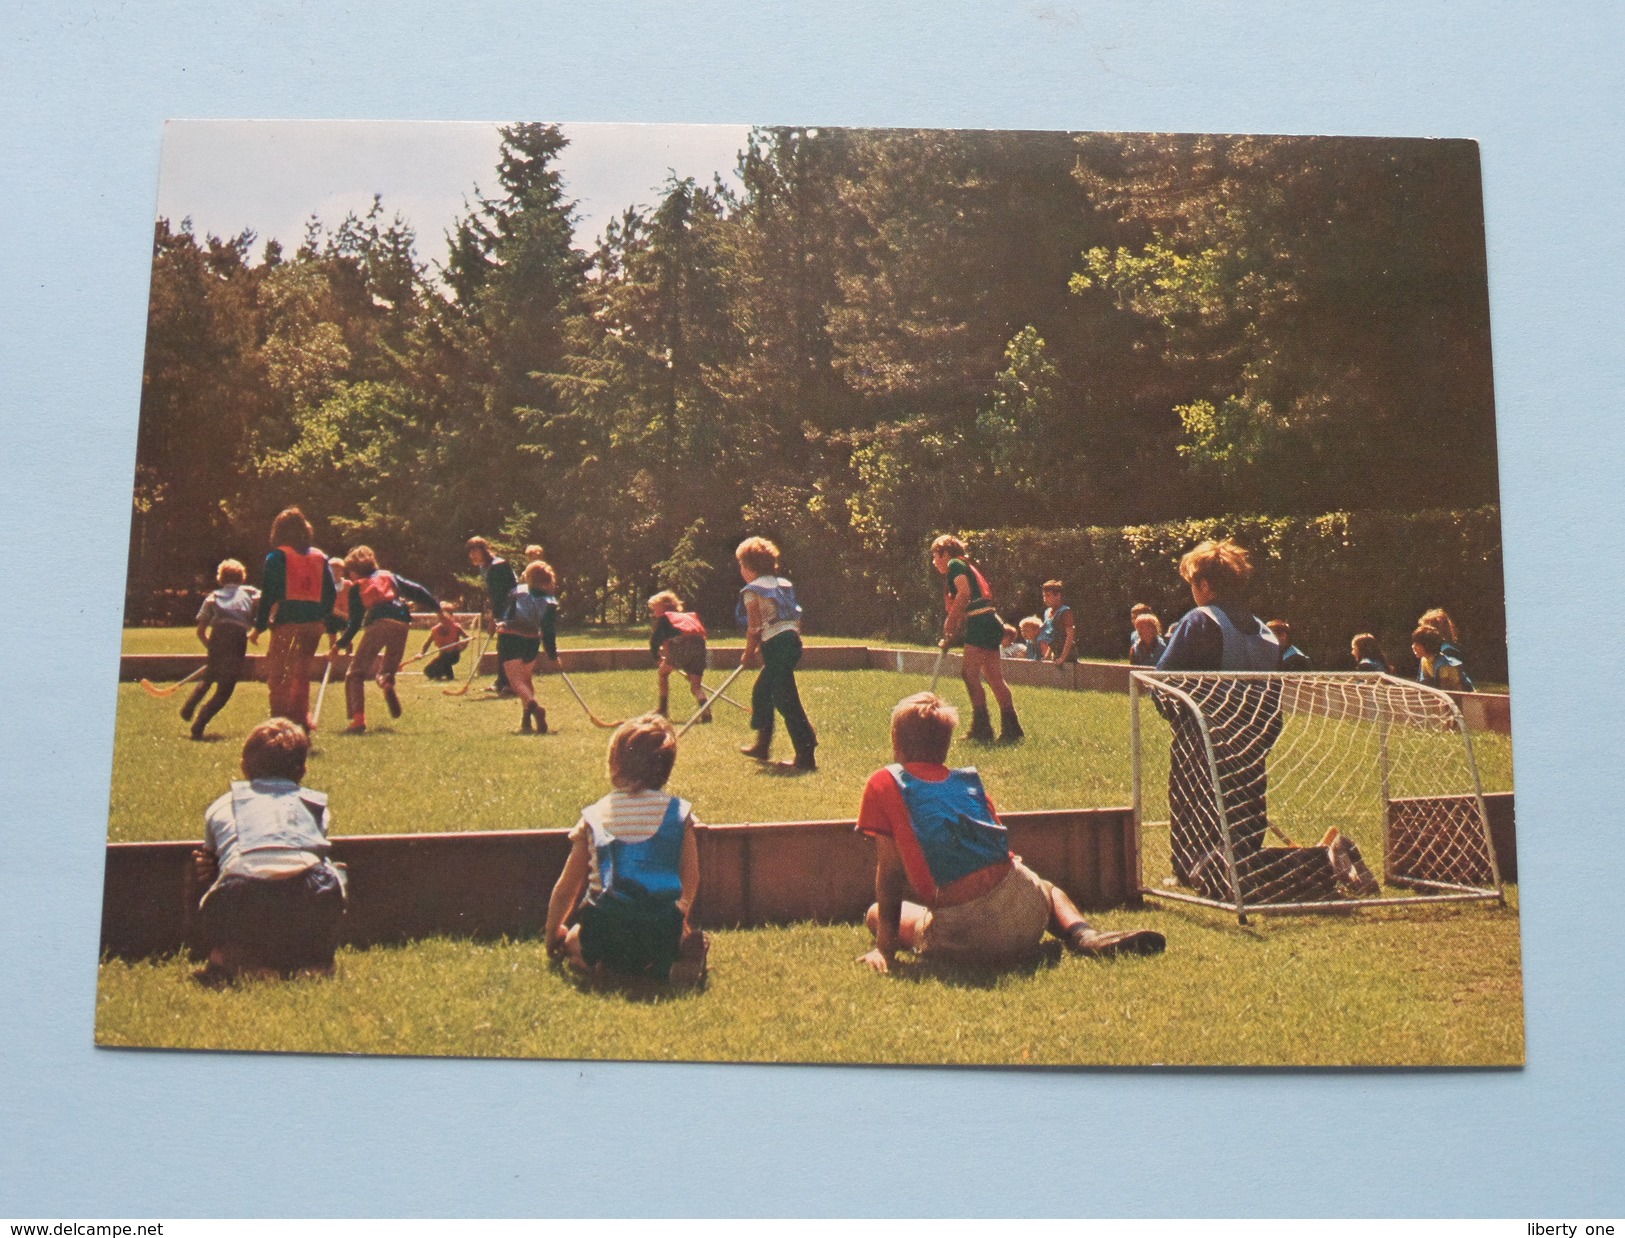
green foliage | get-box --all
[961,505,1509,679]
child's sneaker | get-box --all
[669,930,710,987]
[1065,923,1167,957]
[1327,831,1380,896]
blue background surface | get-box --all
[2,1,1621,1217]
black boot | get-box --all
[967,706,996,743]
[521,702,534,734]
[999,706,1025,742]
[532,702,548,735]
[739,730,772,760]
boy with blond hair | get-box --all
[546,714,708,984]
[648,589,711,722]
[856,692,1165,971]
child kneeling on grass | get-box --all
[545,713,709,985]
[191,718,347,986]
[856,692,1166,972]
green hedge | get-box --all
[953,507,1507,681]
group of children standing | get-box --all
[187,507,448,741]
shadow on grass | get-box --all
[886,939,1068,990]
[549,959,706,1004]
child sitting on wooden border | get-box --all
[191,719,347,986]
[855,692,1165,972]
[546,713,709,985]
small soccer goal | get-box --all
[1130,670,1505,922]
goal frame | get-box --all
[1130,669,1506,924]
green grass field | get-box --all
[98,637,1522,1066]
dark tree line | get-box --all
[129,125,1500,636]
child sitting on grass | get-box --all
[181,558,259,740]
[420,601,468,681]
[545,714,709,985]
[648,590,711,722]
[191,718,347,986]
[855,692,1166,972]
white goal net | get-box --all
[1131,670,1504,921]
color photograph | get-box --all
[97,121,1521,1066]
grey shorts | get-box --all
[917,860,1053,960]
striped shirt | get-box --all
[569,788,698,898]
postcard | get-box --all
[96,121,1520,1066]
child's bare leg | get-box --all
[982,653,1016,712]
[960,657,988,710]
[687,672,712,718]
[504,659,535,705]
[656,661,672,714]
[865,900,930,951]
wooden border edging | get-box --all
[99,807,1138,960]
[119,645,1511,734]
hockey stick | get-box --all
[443,626,492,696]
[558,668,623,729]
[139,664,206,698]
[310,651,336,729]
[696,678,749,712]
[677,661,749,739]
[400,634,472,670]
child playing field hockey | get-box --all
[545,713,709,985]
[333,546,438,733]
[736,537,818,771]
[190,718,347,985]
[1412,625,1474,692]
[251,507,336,730]
[1129,613,1166,667]
[648,590,711,722]
[497,559,560,734]
[180,559,260,740]
[931,534,1023,742]
[466,536,519,695]
[420,602,468,681]
[1038,579,1076,663]
[324,556,351,651]
[856,692,1165,971]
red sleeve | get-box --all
[856,767,907,840]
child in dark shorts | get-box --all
[545,714,708,985]
[648,589,712,722]
[181,558,259,740]
[191,718,347,985]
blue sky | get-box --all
[154,120,753,264]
